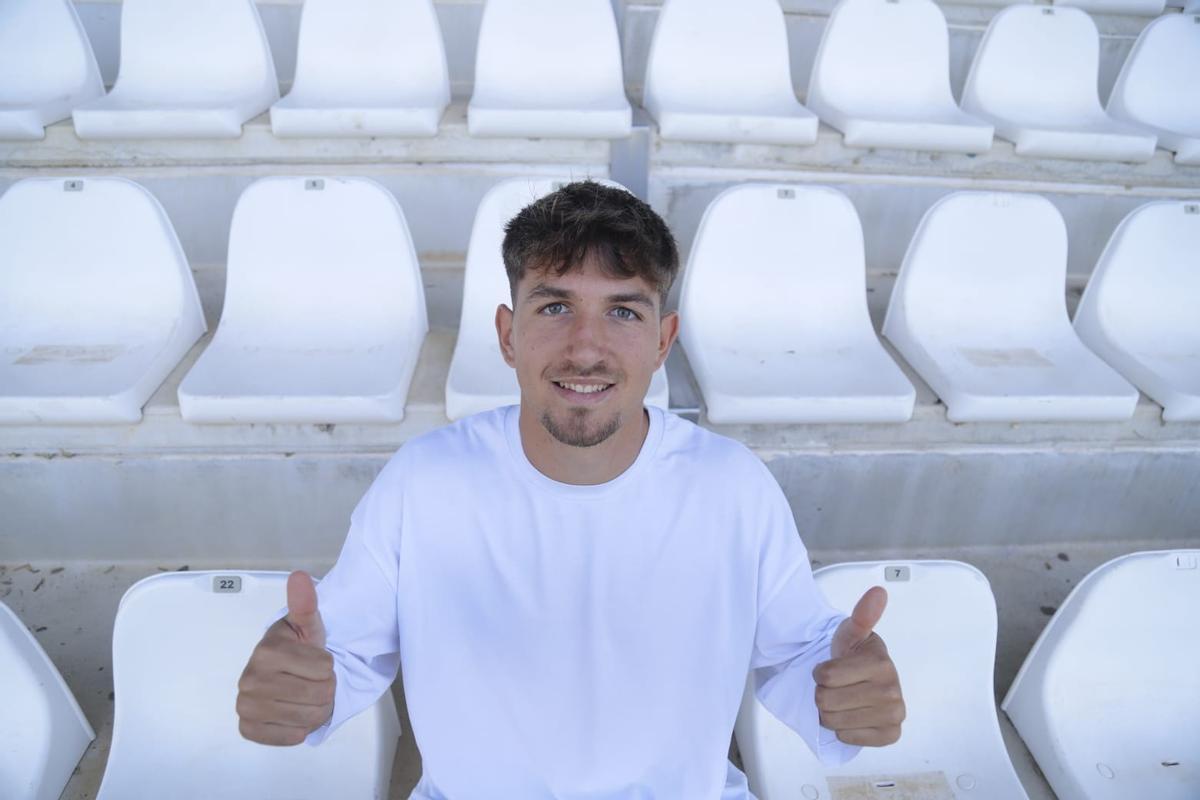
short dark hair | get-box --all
[501,180,680,309]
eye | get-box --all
[540,302,568,315]
[612,306,640,321]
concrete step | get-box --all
[9,540,1185,799]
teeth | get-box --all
[559,382,610,394]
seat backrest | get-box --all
[886,191,1070,340]
[644,0,797,112]
[113,0,277,98]
[0,601,93,800]
[0,177,200,342]
[290,0,449,104]
[472,0,625,106]
[1075,201,1200,352]
[1107,14,1200,133]
[680,184,873,342]
[814,561,1007,768]
[809,0,956,113]
[0,0,102,106]
[97,571,398,799]
[1004,550,1200,800]
[219,177,426,349]
[962,6,1103,122]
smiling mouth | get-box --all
[552,380,616,402]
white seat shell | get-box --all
[467,0,631,139]
[1074,201,1200,421]
[806,0,993,153]
[0,177,206,424]
[1003,550,1200,800]
[882,191,1138,422]
[736,560,1028,800]
[270,0,450,138]
[446,177,669,420]
[178,177,427,423]
[0,600,94,800]
[1106,13,1200,166]
[643,0,818,145]
[679,184,914,424]
[961,6,1156,162]
[72,0,278,139]
[96,571,401,799]
[0,0,104,140]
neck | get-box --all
[518,406,650,485]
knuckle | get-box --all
[814,685,830,709]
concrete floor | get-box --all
[4,538,1188,800]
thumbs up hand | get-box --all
[236,571,336,746]
[813,586,905,747]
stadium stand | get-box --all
[1,2,1197,797]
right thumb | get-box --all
[285,570,326,649]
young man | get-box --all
[236,181,905,798]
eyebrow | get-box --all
[525,284,655,309]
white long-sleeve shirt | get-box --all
[281,405,859,798]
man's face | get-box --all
[496,255,678,448]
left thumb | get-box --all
[830,586,887,659]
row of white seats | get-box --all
[1,176,1197,426]
[2,0,1197,165]
[6,550,1197,799]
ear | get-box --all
[496,303,517,368]
[655,310,680,370]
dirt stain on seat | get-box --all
[14,345,124,365]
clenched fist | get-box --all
[813,586,905,747]
[237,570,336,746]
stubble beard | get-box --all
[541,407,622,448]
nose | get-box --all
[563,309,608,364]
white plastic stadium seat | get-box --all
[1074,201,1200,422]
[0,600,94,800]
[1106,13,1200,166]
[0,177,206,424]
[642,0,818,145]
[806,0,993,153]
[177,177,427,423]
[270,0,450,138]
[882,192,1138,422]
[679,185,914,424]
[961,6,1156,162]
[1053,0,1165,14]
[446,177,669,420]
[736,561,1028,800]
[0,0,104,139]
[72,0,278,138]
[467,0,631,139]
[96,571,401,799]
[1003,550,1200,800]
